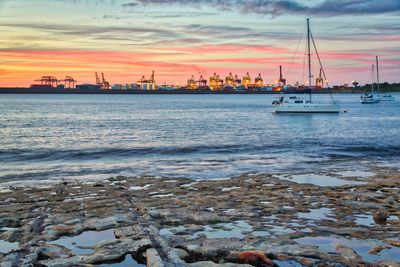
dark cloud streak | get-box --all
[128,0,400,16]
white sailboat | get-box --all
[361,56,380,104]
[273,18,340,114]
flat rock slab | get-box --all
[0,168,399,266]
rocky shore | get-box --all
[1,168,399,267]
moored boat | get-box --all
[273,18,340,114]
[361,57,381,104]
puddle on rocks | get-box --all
[129,184,152,191]
[159,226,187,236]
[50,229,115,255]
[161,219,308,240]
[0,239,19,253]
[296,236,400,263]
[194,220,252,239]
[160,221,253,239]
[97,254,145,267]
[263,224,296,235]
[297,208,337,221]
[278,174,366,187]
[354,214,375,226]
[354,214,399,226]
[274,260,305,267]
[336,170,375,178]
[252,231,271,237]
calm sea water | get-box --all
[0,93,399,182]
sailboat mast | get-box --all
[371,64,374,94]
[376,56,380,94]
[307,18,312,101]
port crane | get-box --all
[234,75,241,86]
[35,76,59,87]
[225,73,235,86]
[242,73,252,89]
[197,75,207,87]
[138,71,156,90]
[95,72,110,89]
[255,73,264,87]
[187,75,197,90]
[278,66,286,87]
[316,68,324,88]
[209,73,223,90]
[61,76,77,89]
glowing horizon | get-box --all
[0,0,399,87]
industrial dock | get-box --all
[0,66,364,94]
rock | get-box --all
[45,224,79,237]
[374,260,400,267]
[385,240,400,247]
[174,229,192,236]
[84,214,132,230]
[373,211,389,224]
[149,210,163,219]
[64,218,81,225]
[92,238,152,263]
[335,244,360,260]
[37,244,74,259]
[227,251,274,266]
[146,248,164,267]
[0,228,24,243]
[116,224,155,240]
[0,217,21,228]
[30,214,47,234]
[189,261,253,267]
[368,245,390,255]
[298,257,313,266]
[1,246,42,267]
[171,248,189,260]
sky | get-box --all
[0,0,399,87]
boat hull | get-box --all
[360,94,380,104]
[274,103,340,113]
[360,100,380,104]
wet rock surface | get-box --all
[0,167,399,266]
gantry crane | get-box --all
[35,76,59,87]
[278,65,287,87]
[197,75,207,87]
[61,76,77,89]
[95,72,110,89]
[255,73,264,87]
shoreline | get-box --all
[1,167,399,266]
[1,87,398,94]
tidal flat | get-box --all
[0,167,399,267]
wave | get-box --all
[324,145,400,158]
[1,143,400,163]
[0,144,264,162]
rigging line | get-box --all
[301,39,307,86]
[364,59,374,93]
[310,31,335,102]
[287,23,306,81]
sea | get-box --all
[0,93,399,183]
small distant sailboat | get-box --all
[377,56,396,102]
[361,56,380,104]
[273,18,340,114]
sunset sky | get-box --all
[0,0,399,87]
